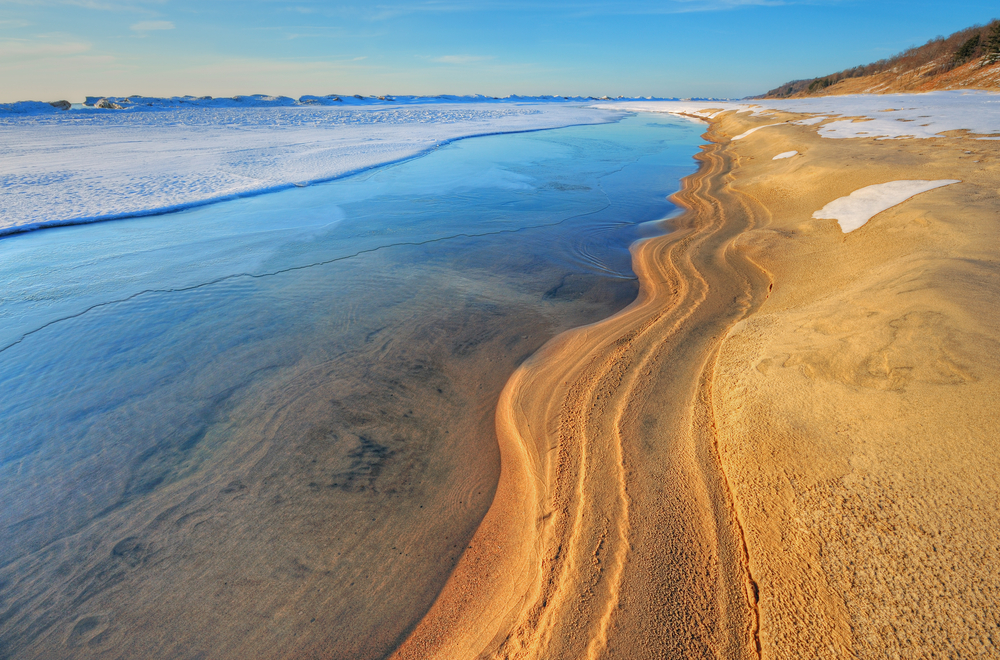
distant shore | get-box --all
[393,98,1000,657]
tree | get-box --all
[987,21,1000,62]
[953,34,980,64]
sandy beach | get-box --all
[393,106,1000,658]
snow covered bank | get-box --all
[597,91,1000,140]
[812,180,961,232]
[0,103,623,236]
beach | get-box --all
[709,108,1000,656]
[394,101,1000,657]
[0,114,704,659]
[3,95,999,658]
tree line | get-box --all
[759,19,1000,99]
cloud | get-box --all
[432,54,493,64]
[273,0,814,19]
[0,39,91,57]
[666,0,786,10]
[130,20,174,31]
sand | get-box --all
[392,110,1000,657]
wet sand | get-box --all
[395,111,1000,657]
[0,242,637,660]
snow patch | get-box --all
[773,151,798,159]
[732,123,784,141]
[812,180,961,232]
[596,91,1000,140]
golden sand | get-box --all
[394,110,1000,657]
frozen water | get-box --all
[0,102,622,235]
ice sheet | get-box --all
[812,179,961,232]
[0,102,621,235]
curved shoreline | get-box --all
[392,116,770,658]
[395,100,1000,657]
[0,119,619,241]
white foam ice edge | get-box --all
[812,180,961,232]
[773,151,798,160]
[595,90,1000,141]
[0,103,623,236]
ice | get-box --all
[772,151,798,160]
[0,102,623,235]
[812,180,961,232]
[598,91,1000,140]
[7,91,994,237]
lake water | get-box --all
[0,114,703,659]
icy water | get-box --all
[0,114,703,659]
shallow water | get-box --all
[0,115,703,659]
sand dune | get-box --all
[394,107,1000,657]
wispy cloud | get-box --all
[273,0,822,20]
[0,0,168,11]
[130,20,173,30]
[431,54,493,64]
[0,38,91,58]
[65,0,167,11]
[666,0,787,12]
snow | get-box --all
[596,91,1000,140]
[773,151,798,159]
[0,102,622,236]
[5,91,996,237]
[732,123,783,140]
[812,180,961,232]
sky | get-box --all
[1,0,997,102]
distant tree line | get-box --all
[758,19,1000,98]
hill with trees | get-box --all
[759,20,1000,98]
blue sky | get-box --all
[1,0,997,101]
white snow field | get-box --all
[812,180,961,232]
[0,100,622,235]
[599,91,1000,140]
[772,151,798,160]
[6,92,996,237]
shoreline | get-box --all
[0,119,620,241]
[0,116,702,660]
[393,115,768,659]
[392,101,1000,657]
[0,103,622,239]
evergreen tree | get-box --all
[953,34,980,64]
[987,22,1000,60]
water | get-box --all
[0,115,703,659]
